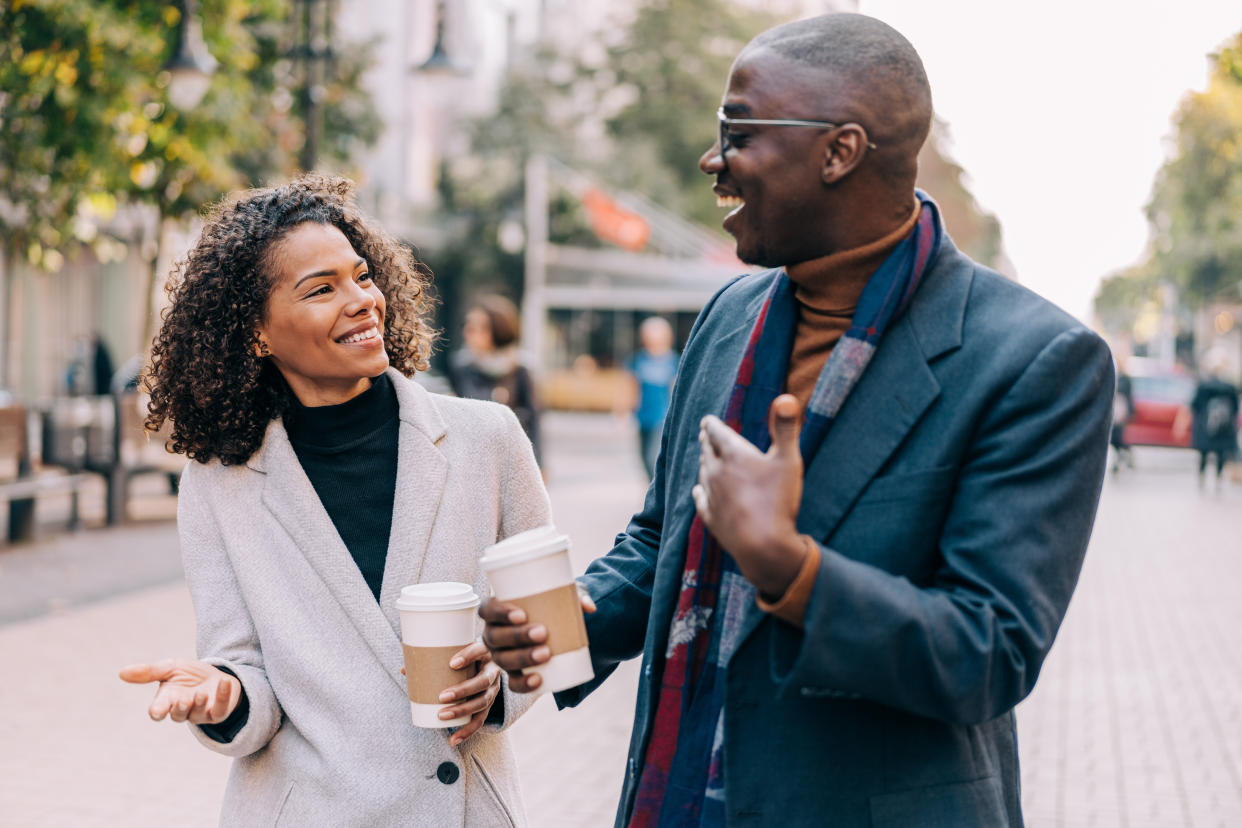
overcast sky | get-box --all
[858,0,1242,321]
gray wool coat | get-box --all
[179,368,549,827]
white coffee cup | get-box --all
[395,582,480,728]
[480,526,594,694]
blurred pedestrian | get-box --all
[623,316,679,480]
[118,175,547,826]
[447,294,542,466]
[90,334,115,396]
[63,336,90,396]
[1111,369,1134,472]
[1190,351,1239,489]
[481,13,1113,827]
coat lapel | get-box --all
[249,370,448,694]
[377,371,448,636]
[648,278,773,659]
[255,421,407,692]
[795,315,940,541]
[731,243,972,647]
[795,237,973,543]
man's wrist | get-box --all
[755,531,810,601]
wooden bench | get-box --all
[0,405,87,542]
[98,393,186,525]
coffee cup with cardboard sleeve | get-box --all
[480,526,594,694]
[395,582,480,728]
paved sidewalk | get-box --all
[1,421,1239,826]
[1016,450,1242,828]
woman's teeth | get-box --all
[338,327,379,344]
[716,195,743,208]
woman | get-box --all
[118,175,548,827]
[447,295,542,466]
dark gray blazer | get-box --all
[558,238,1114,827]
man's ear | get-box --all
[820,125,870,184]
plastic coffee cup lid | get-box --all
[480,525,570,571]
[395,582,480,612]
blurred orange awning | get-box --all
[581,187,650,252]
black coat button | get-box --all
[436,761,460,785]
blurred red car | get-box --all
[1121,363,1195,448]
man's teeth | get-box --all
[339,327,379,344]
[717,195,744,208]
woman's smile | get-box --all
[336,322,382,346]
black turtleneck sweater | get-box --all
[285,372,400,601]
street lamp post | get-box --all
[415,0,464,76]
[291,0,334,171]
[162,0,218,111]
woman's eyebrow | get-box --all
[293,257,366,289]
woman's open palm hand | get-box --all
[119,659,241,726]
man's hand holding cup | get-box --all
[479,590,595,694]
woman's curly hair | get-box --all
[145,174,437,465]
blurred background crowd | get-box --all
[0,0,1239,522]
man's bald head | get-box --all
[745,14,932,190]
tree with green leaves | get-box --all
[1095,29,1242,341]
[0,0,151,269]
[1142,30,1242,309]
[0,0,381,377]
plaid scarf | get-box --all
[628,193,943,828]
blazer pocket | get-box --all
[272,781,298,827]
[469,755,519,828]
[854,465,956,506]
[869,775,1008,828]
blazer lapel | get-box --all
[731,246,972,648]
[797,316,940,541]
[651,279,772,659]
[797,237,973,543]
[255,421,407,692]
[377,372,448,638]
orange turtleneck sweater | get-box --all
[755,200,921,627]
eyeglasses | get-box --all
[716,107,877,160]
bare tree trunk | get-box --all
[0,240,11,390]
[140,211,166,370]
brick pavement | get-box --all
[1,420,1239,827]
[1016,448,1242,828]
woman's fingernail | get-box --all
[439,691,454,702]
[533,646,551,663]
[439,709,456,719]
[449,658,463,669]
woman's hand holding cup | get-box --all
[440,641,501,746]
[399,641,499,747]
[118,659,241,725]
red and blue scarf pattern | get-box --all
[628,193,943,827]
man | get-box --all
[483,13,1113,826]
[624,316,680,480]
